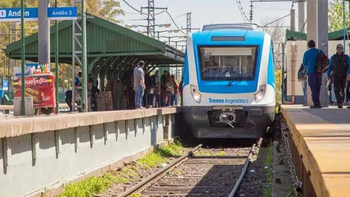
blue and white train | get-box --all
[182,24,276,138]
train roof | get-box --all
[202,23,259,31]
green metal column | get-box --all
[20,0,26,115]
[82,0,88,112]
[55,0,59,113]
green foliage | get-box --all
[137,150,169,168]
[56,142,185,196]
[262,144,274,197]
[274,69,282,103]
[130,194,143,197]
[329,0,350,32]
[57,175,111,197]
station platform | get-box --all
[281,105,350,197]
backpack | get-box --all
[315,50,329,73]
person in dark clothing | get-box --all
[122,64,135,109]
[152,70,161,107]
[161,70,170,106]
[327,44,350,108]
[88,79,100,111]
[143,69,153,108]
[302,40,326,108]
[65,90,73,111]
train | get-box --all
[182,24,276,138]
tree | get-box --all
[329,0,349,32]
[59,0,124,23]
[0,0,124,79]
[260,18,285,69]
[260,18,285,103]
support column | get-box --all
[318,0,329,107]
[298,1,306,33]
[306,0,329,107]
[38,0,50,65]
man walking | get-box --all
[302,40,326,108]
[327,44,350,108]
[133,60,146,109]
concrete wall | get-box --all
[285,40,345,104]
[0,108,181,197]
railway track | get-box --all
[114,138,262,197]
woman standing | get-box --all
[165,75,174,106]
[171,75,179,106]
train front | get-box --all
[182,30,276,138]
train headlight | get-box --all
[190,85,201,103]
[254,85,266,103]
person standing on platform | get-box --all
[153,70,161,107]
[143,68,153,108]
[302,40,326,109]
[122,64,135,109]
[165,74,174,107]
[88,79,99,111]
[133,61,146,109]
[161,70,170,106]
[297,63,307,106]
[327,44,350,109]
[75,72,82,87]
[171,75,179,106]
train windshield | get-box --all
[199,46,257,81]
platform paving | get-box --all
[282,105,350,197]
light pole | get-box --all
[55,0,59,113]
[20,0,25,115]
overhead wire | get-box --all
[262,14,291,27]
[165,11,186,34]
[159,13,186,23]
[235,0,250,23]
[122,0,146,15]
[169,0,187,13]
[122,0,186,35]
[122,0,167,16]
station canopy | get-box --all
[286,28,350,41]
[4,14,185,72]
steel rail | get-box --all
[228,137,262,197]
[117,144,202,197]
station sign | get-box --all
[0,7,77,22]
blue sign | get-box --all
[0,8,38,22]
[0,7,77,22]
[3,79,8,91]
[48,7,77,20]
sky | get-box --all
[119,0,301,43]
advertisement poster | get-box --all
[13,74,55,108]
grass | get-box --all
[57,175,114,197]
[55,141,185,197]
[286,187,296,197]
[130,193,143,197]
[262,143,274,197]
